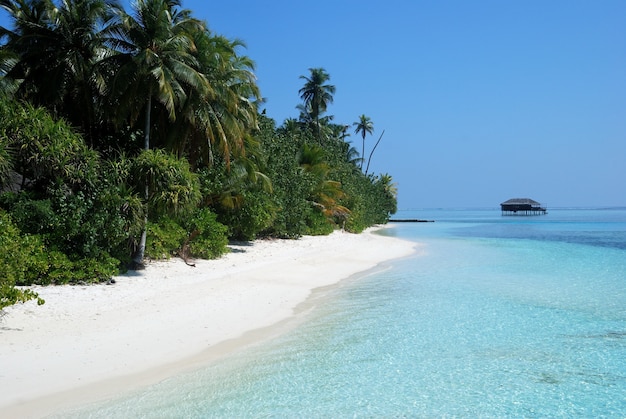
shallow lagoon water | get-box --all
[61,209,626,417]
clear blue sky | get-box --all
[3,1,625,209]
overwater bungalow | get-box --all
[501,198,547,215]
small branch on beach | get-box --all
[179,231,199,267]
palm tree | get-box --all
[299,143,349,221]
[0,0,59,104]
[298,67,335,143]
[377,173,398,200]
[108,0,208,149]
[376,173,398,215]
[0,0,121,142]
[169,31,260,170]
[54,0,122,140]
[280,117,302,136]
[107,0,209,266]
[0,0,120,127]
[353,114,373,170]
[343,141,362,169]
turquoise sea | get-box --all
[60,208,626,418]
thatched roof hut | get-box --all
[500,198,547,215]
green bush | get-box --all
[0,192,56,235]
[145,210,229,261]
[0,140,12,189]
[0,100,136,265]
[132,149,201,218]
[218,191,276,241]
[304,209,335,236]
[1,183,131,263]
[0,285,44,311]
[256,119,312,238]
[0,100,100,190]
[0,210,44,309]
[28,251,119,286]
[197,152,276,241]
[145,217,187,260]
[183,208,229,259]
[0,205,120,288]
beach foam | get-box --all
[0,227,415,418]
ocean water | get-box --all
[59,208,626,418]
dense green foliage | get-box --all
[0,0,398,309]
[0,210,44,309]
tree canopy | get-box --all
[0,0,398,309]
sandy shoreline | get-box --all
[0,227,415,418]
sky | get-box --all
[2,1,625,209]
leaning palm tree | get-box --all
[353,114,373,171]
[298,67,335,143]
[107,0,209,266]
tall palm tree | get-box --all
[353,114,373,170]
[107,0,209,266]
[108,0,208,150]
[298,67,335,143]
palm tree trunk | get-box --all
[143,95,151,150]
[361,136,365,170]
[133,194,149,268]
[316,116,321,144]
[132,96,152,268]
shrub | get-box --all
[0,286,44,311]
[0,192,56,235]
[217,190,276,241]
[0,204,120,287]
[0,100,100,190]
[145,217,187,260]
[182,208,229,259]
[132,149,201,218]
[145,210,229,261]
[304,209,335,236]
[0,140,12,189]
[0,100,135,265]
[0,211,44,310]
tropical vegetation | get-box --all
[0,0,398,309]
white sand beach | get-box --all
[0,227,415,418]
